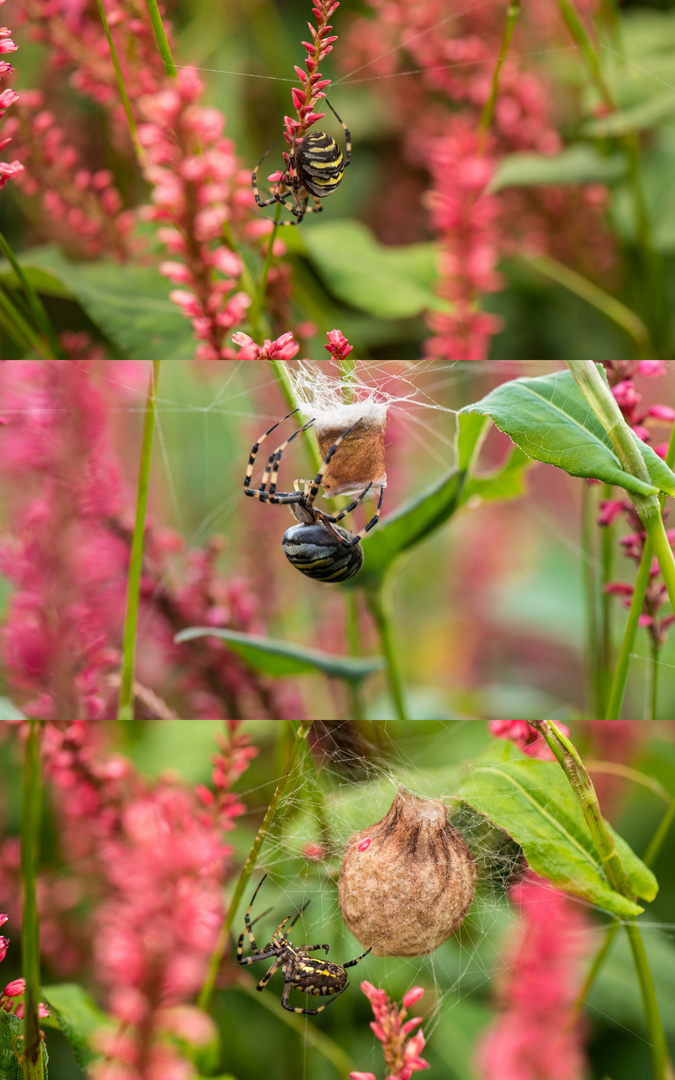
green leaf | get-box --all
[296,219,444,318]
[460,366,675,496]
[461,446,532,505]
[456,412,490,472]
[174,627,384,683]
[351,469,464,587]
[455,745,658,918]
[16,247,195,359]
[0,1011,49,1080]
[490,145,627,191]
[582,89,675,137]
[43,984,111,1070]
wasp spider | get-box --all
[237,874,371,1015]
[243,408,383,582]
[252,99,351,226]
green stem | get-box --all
[533,721,631,893]
[625,922,671,1080]
[582,483,602,715]
[643,797,675,869]
[600,488,614,706]
[522,255,651,354]
[197,719,313,1014]
[144,0,177,78]
[557,0,615,103]
[248,203,282,340]
[118,360,161,723]
[479,0,521,139]
[0,284,51,359]
[642,507,675,614]
[573,918,620,1015]
[268,356,323,476]
[364,584,409,722]
[0,232,61,357]
[96,0,145,163]
[21,721,45,1080]
[605,534,653,720]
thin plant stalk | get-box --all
[117,360,161,723]
[582,483,602,715]
[605,534,653,719]
[95,0,145,164]
[532,720,671,1080]
[144,0,177,78]
[198,719,313,1014]
[643,797,675,869]
[21,720,44,1080]
[365,584,409,722]
[248,203,283,340]
[600,487,614,703]
[0,231,61,357]
[0,284,52,359]
[479,0,521,140]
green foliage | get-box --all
[15,247,195,359]
[292,219,444,318]
[0,698,25,721]
[490,145,628,191]
[0,1011,49,1080]
[460,366,675,496]
[175,626,384,683]
[455,741,658,918]
[42,984,111,1071]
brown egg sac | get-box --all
[338,788,477,956]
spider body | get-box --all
[237,874,371,1015]
[282,521,364,582]
[243,408,383,582]
[252,99,351,226]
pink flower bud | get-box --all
[0,937,8,962]
[402,1016,423,1034]
[636,360,666,377]
[402,987,425,1008]
[3,978,25,996]
[349,1074,377,1080]
[647,404,675,422]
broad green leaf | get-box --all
[17,247,195,360]
[43,984,111,1070]
[0,1010,49,1080]
[0,698,25,721]
[456,412,490,472]
[350,469,464,587]
[455,746,658,918]
[582,89,675,137]
[490,145,627,192]
[460,367,675,496]
[175,627,383,683]
[296,219,444,318]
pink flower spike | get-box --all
[402,987,425,1009]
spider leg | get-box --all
[304,417,365,511]
[342,947,373,969]
[346,484,384,545]
[252,142,283,209]
[244,413,316,500]
[256,956,284,991]
[317,482,374,526]
[244,411,299,492]
[324,98,352,169]
[281,981,349,1016]
[292,942,331,955]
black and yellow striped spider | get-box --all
[252,99,351,226]
[243,408,383,583]
[237,874,371,1015]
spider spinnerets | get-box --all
[243,408,383,583]
[252,99,351,226]
[237,874,371,1015]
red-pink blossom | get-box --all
[325,328,354,361]
[488,720,570,760]
[355,982,430,1080]
[477,872,589,1080]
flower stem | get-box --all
[365,584,409,722]
[21,720,44,1080]
[144,0,177,77]
[0,231,61,358]
[625,922,672,1080]
[96,0,145,163]
[479,0,521,140]
[118,360,161,724]
[248,204,282,340]
[643,796,675,869]
[605,533,653,719]
[197,719,313,1014]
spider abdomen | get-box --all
[297,132,345,198]
[282,522,364,582]
[292,957,348,994]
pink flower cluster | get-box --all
[138,66,251,360]
[0,914,49,1020]
[232,329,301,362]
[351,982,430,1080]
[489,720,570,760]
[477,872,589,1080]
[0,5,21,190]
[424,121,503,361]
[324,328,354,361]
[5,90,134,260]
[285,0,339,148]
